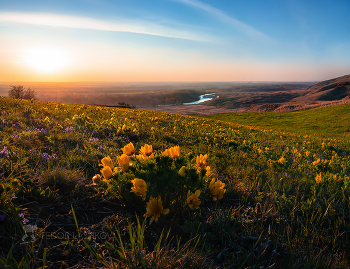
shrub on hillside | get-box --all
[8,85,36,100]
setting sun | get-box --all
[24,47,69,73]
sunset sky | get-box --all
[0,0,349,82]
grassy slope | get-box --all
[1,97,350,268]
[201,103,350,138]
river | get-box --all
[183,93,218,105]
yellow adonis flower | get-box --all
[122,142,135,156]
[185,190,201,209]
[333,173,342,182]
[100,156,114,170]
[278,156,285,165]
[162,146,180,159]
[205,166,211,177]
[178,166,186,177]
[101,166,113,180]
[140,144,153,157]
[315,173,322,184]
[208,178,226,201]
[196,154,208,168]
[92,174,101,185]
[131,178,147,200]
[144,196,169,224]
[117,154,130,172]
[313,159,321,165]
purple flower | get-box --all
[98,146,105,151]
[0,215,6,222]
[0,117,5,124]
[0,146,10,158]
[13,122,22,128]
[19,213,29,224]
[65,126,74,132]
[1,110,6,115]
[42,153,49,159]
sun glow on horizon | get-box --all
[23,47,69,73]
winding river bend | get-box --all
[183,93,217,105]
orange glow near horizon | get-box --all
[0,43,347,83]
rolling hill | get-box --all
[293,74,350,102]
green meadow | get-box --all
[1,96,350,268]
[201,104,350,139]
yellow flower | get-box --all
[315,173,322,184]
[100,156,114,170]
[117,154,130,172]
[278,156,285,164]
[92,174,101,185]
[140,144,153,157]
[122,124,126,131]
[178,166,186,177]
[313,159,321,165]
[333,174,342,182]
[162,146,180,159]
[144,196,170,224]
[208,178,226,201]
[196,154,208,168]
[205,166,211,177]
[151,127,155,131]
[131,178,147,200]
[185,190,201,209]
[101,166,113,180]
[122,142,135,156]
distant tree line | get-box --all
[8,85,36,100]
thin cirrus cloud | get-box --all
[173,0,273,43]
[0,12,211,42]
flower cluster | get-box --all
[94,142,226,224]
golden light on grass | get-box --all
[24,47,69,73]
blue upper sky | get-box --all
[0,0,349,82]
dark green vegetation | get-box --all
[1,96,350,268]
[201,103,350,139]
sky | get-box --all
[0,0,349,82]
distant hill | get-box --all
[293,74,350,102]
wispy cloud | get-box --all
[173,0,273,43]
[0,12,210,42]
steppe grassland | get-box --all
[1,96,350,268]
